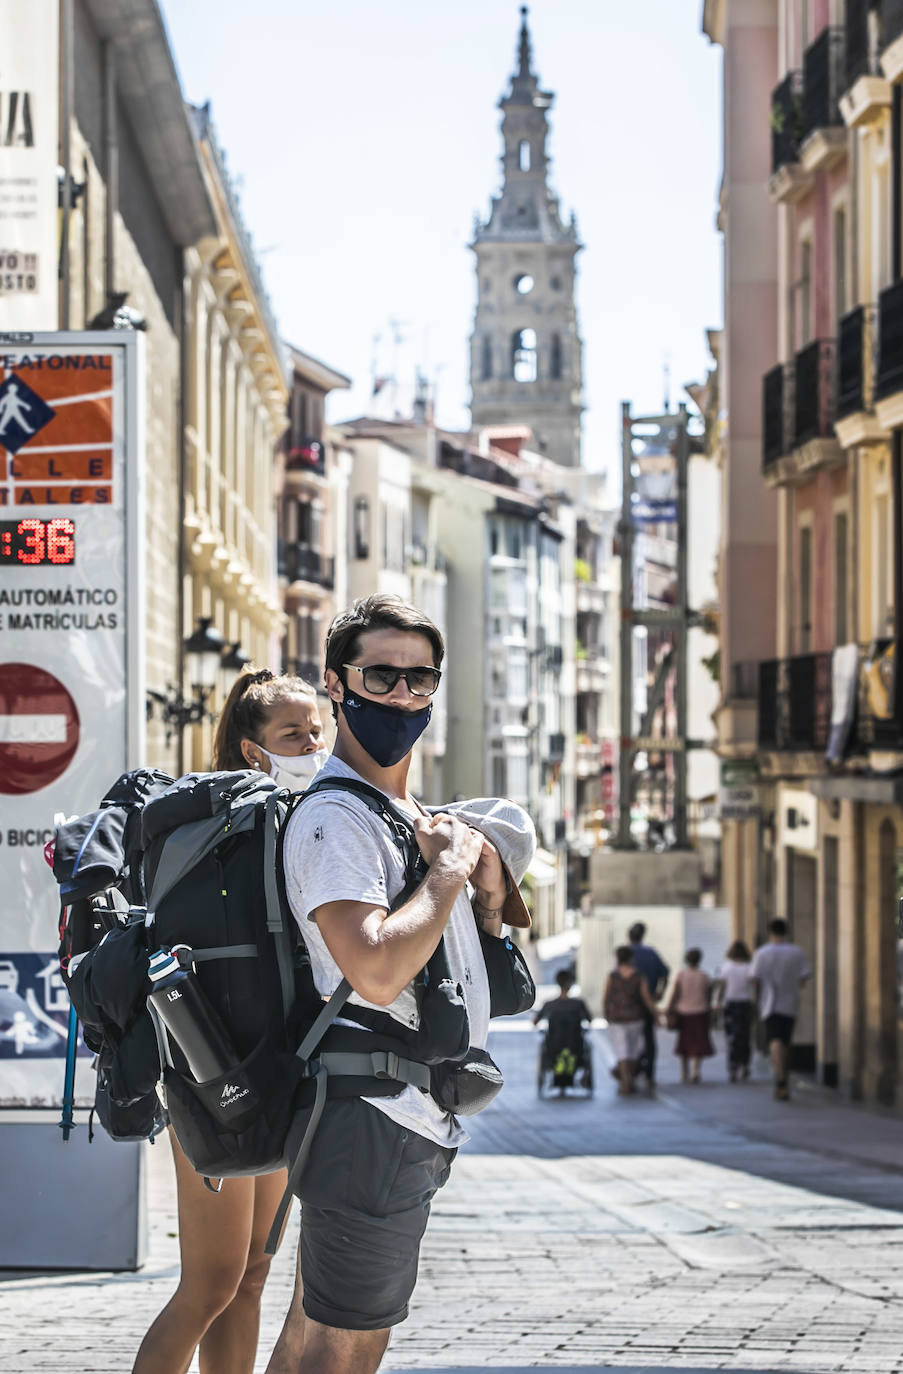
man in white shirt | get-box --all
[266,593,533,1374]
[750,918,811,1101]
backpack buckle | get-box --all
[371,1050,399,1080]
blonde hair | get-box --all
[212,668,316,771]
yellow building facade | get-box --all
[181,107,289,771]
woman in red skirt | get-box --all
[666,948,714,1083]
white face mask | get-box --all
[261,746,329,791]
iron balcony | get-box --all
[277,542,335,589]
[876,280,903,401]
[794,339,837,446]
[802,28,845,138]
[771,70,804,173]
[758,654,832,752]
[837,305,877,418]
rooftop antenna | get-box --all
[389,317,409,419]
[663,352,672,414]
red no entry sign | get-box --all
[0,663,80,795]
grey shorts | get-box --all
[288,1097,456,1331]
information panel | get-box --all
[0,333,144,1105]
[0,1,59,329]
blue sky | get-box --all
[160,1,722,481]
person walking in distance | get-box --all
[666,949,714,1084]
[750,918,811,1101]
[265,594,534,1374]
[132,668,327,1374]
[603,946,659,1096]
[714,940,755,1083]
[627,921,669,1088]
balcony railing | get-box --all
[845,0,875,87]
[876,280,903,400]
[794,339,836,445]
[883,0,903,50]
[285,437,326,477]
[278,542,335,589]
[730,661,759,701]
[802,28,845,137]
[857,638,903,748]
[758,653,832,751]
[837,305,877,417]
[762,362,795,468]
[547,732,565,761]
[771,70,804,173]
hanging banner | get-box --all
[0,332,144,1105]
[0,0,60,329]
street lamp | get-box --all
[221,641,251,694]
[146,618,245,751]
[185,617,225,694]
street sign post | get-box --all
[718,759,761,821]
[0,333,145,1107]
[0,333,146,1270]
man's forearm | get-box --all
[359,861,470,1003]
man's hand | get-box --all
[470,834,507,908]
[413,812,483,880]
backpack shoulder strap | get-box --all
[298,776,425,887]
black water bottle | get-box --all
[147,948,238,1082]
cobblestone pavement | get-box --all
[3,1014,903,1372]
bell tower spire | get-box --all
[515,5,533,85]
[468,8,584,467]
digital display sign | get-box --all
[0,517,75,565]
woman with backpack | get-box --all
[132,667,327,1374]
[602,945,659,1095]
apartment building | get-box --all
[705,0,903,1104]
[334,418,449,802]
[180,105,289,771]
[61,0,218,774]
[278,345,351,697]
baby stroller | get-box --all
[536,1003,594,1098]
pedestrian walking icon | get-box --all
[0,383,35,436]
[0,375,55,454]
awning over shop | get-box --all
[526,848,558,886]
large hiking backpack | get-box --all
[55,767,533,1247]
[55,771,468,1157]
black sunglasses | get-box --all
[342,663,442,697]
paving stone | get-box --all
[4,1019,903,1370]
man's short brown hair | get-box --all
[325,594,445,681]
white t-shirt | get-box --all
[750,941,811,1018]
[282,756,489,1148]
[719,960,754,1002]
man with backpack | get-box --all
[265,593,533,1374]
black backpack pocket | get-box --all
[478,928,536,1017]
[163,1039,301,1178]
[431,1046,504,1116]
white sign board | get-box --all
[0,332,144,1105]
[0,2,59,328]
[719,758,760,821]
[779,786,818,853]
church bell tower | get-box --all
[469,7,584,467]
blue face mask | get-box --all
[340,686,432,767]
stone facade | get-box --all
[181,106,290,771]
[65,0,216,775]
